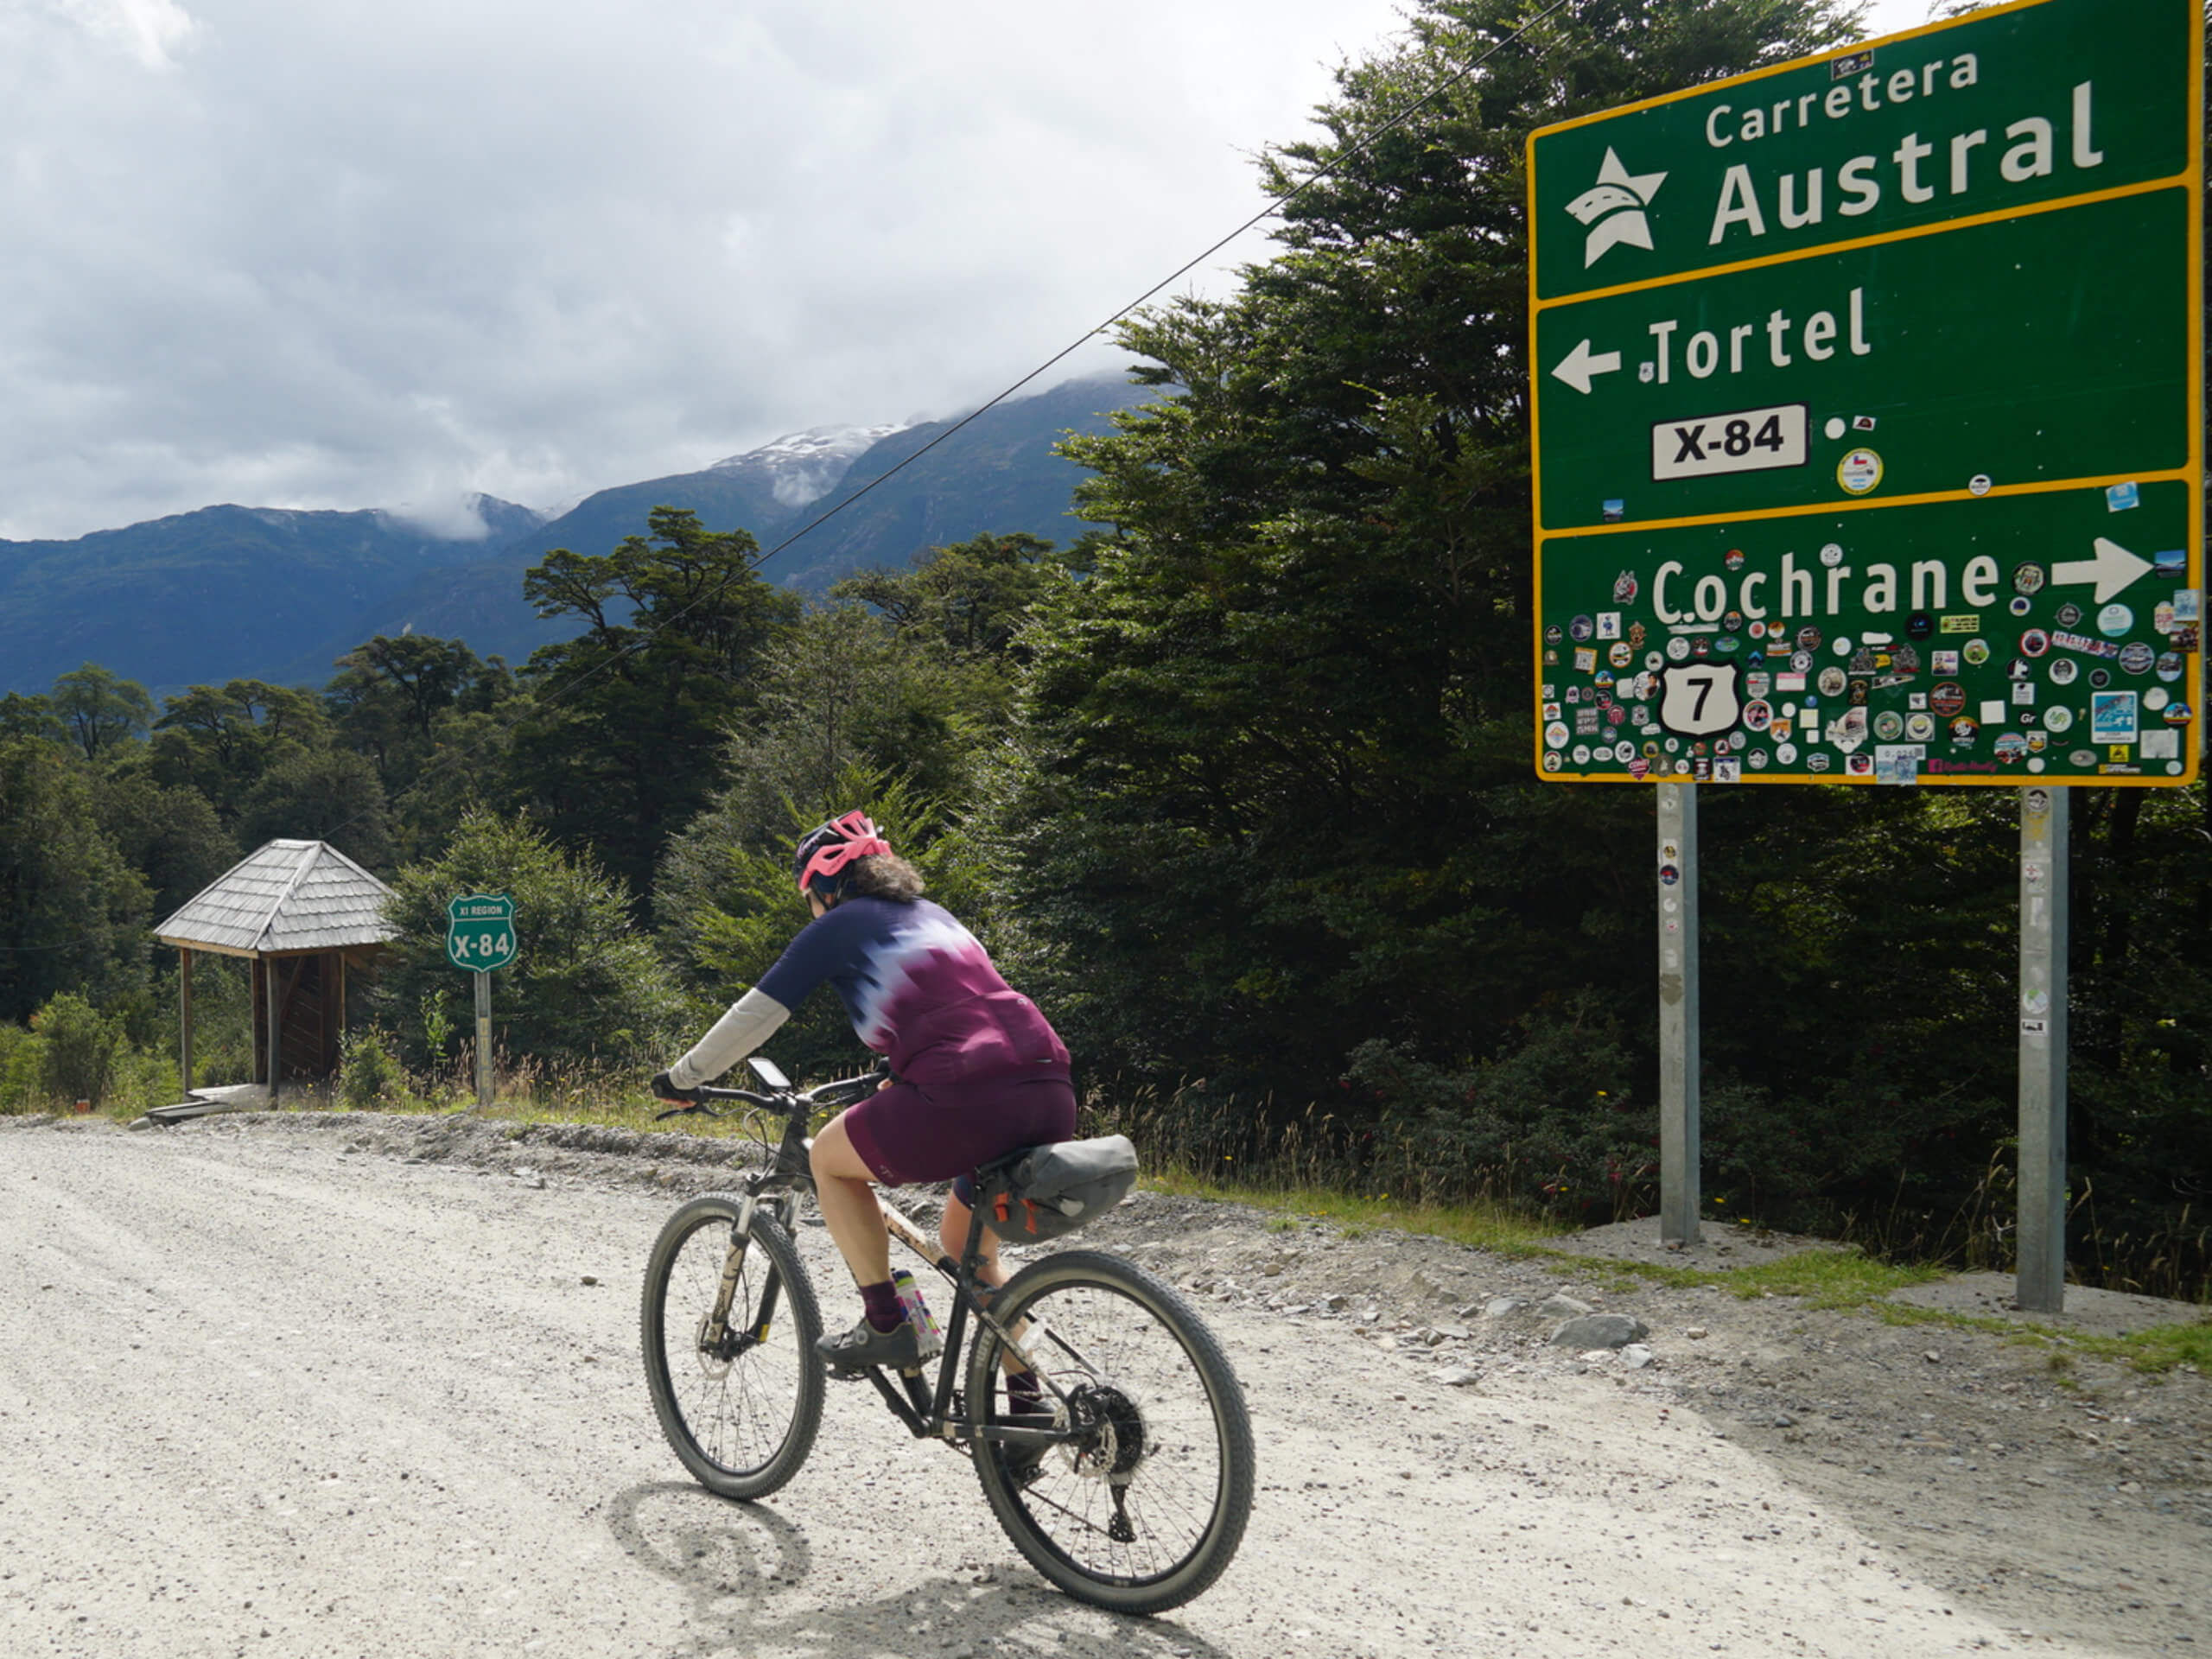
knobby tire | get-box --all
[965,1249,1255,1613]
[641,1195,824,1501]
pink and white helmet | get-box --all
[792,810,892,896]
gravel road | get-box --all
[2,1113,2204,1659]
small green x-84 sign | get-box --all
[445,893,518,972]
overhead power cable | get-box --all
[417,0,1587,766]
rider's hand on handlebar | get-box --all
[650,1070,701,1105]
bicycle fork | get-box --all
[704,1192,784,1353]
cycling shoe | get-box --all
[817,1316,921,1376]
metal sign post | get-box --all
[2017,786,2069,1311]
[1656,782,1700,1244]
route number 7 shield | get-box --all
[1656,662,1741,736]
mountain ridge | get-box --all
[0,374,1151,696]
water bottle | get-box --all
[891,1268,944,1359]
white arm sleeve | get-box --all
[665,988,792,1090]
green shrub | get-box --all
[32,993,120,1107]
[378,810,683,1072]
[105,1040,180,1116]
[339,1027,406,1110]
[1344,993,1653,1222]
[0,1024,44,1113]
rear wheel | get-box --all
[967,1249,1254,1613]
[641,1195,823,1500]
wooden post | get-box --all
[266,957,282,1104]
[178,948,194,1096]
[251,959,266,1084]
[474,970,493,1109]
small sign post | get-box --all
[446,893,518,1109]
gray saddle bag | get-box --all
[981,1135,1139,1241]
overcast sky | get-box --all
[4,0,1933,543]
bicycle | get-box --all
[639,1056,1255,1615]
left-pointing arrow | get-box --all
[1550,339,1623,396]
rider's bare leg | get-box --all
[810,1112,891,1288]
[938,1191,1005,1291]
[940,1190,1035,1389]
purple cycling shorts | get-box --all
[841,1070,1077,1190]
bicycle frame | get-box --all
[673,1076,1073,1461]
[861,1191,1070,1462]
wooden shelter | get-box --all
[156,839,397,1101]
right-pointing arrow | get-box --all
[2053,537,2152,604]
[1550,338,1623,396]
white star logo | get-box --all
[1565,148,1667,269]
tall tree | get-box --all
[50,664,156,764]
[996,0,1863,1102]
[0,694,65,746]
[237,748,396,871]
[505,507,800,902]
[150,680,333,811]
[831,531,1083,662]
[0,738,149,1021]
[327,634,510,785]
[92,760,238,925]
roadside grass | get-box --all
[1140,1167,1565,1259]
[111,1071,773,1147]
[1718,1250,1949,1307]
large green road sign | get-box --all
[1529,0,2202,785]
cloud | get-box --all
[48,0,199,70]
[0,0,1408,541]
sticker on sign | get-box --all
[1651,403,1808,481]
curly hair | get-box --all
[836,852,925,903]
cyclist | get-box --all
[652,810,1076,1376]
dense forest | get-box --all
[3,0,2205,1297]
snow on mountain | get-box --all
[710,423,911,508]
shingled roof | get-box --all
[156,839,397,956]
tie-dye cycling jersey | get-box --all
[754,896,1069,1088]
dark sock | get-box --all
[860,1280,903,1333]
[1007,1370,1043,1414]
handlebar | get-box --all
[652,1065,882,1122]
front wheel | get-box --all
[967,1249,1255,1614]
[641,1195,824,1500]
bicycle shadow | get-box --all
[606,1480,1234,1658]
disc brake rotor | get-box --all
[693,1313,736,1381]
[1065,1384,1147,1482]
